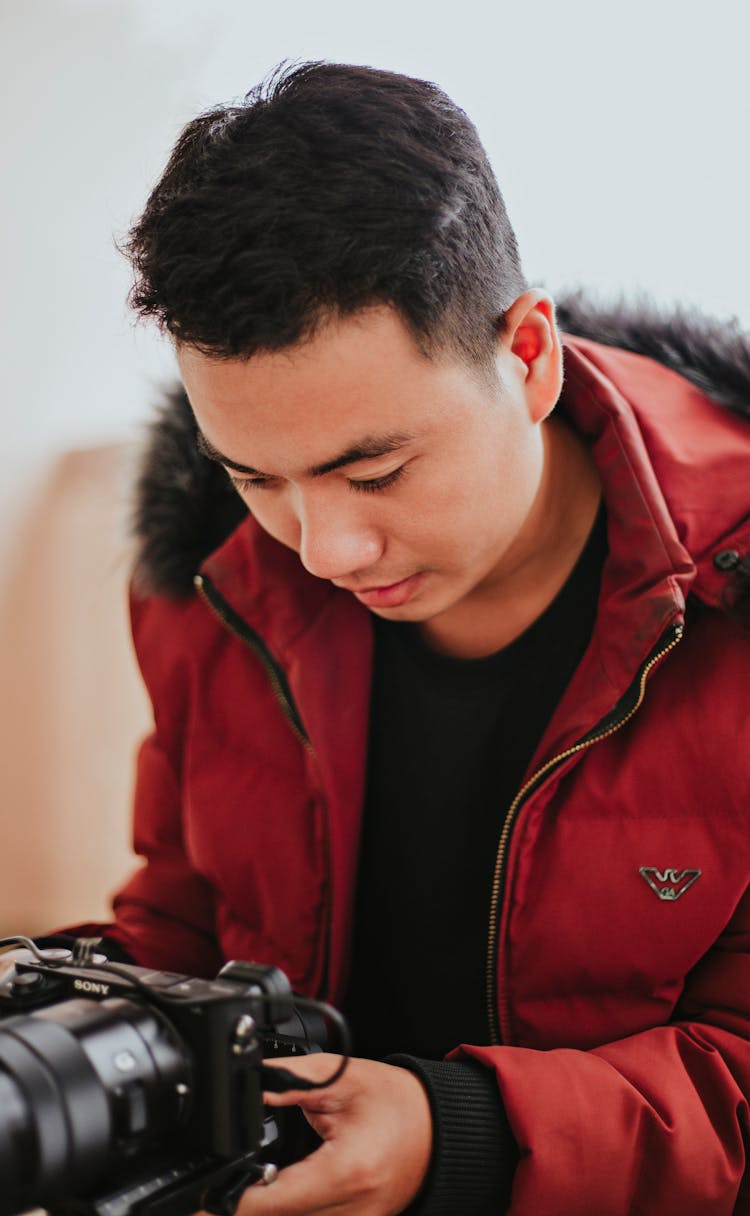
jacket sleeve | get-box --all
[454,884,750,1215]
[104,729,223,976]
[388,1054,517,1215]
[72,590,224,977]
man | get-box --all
[57,62,750,1213]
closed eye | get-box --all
[227,474,274,492]
[228,466,407,495]
[348,466,406,494]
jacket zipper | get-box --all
[486,620,684,1046]
[195,573,334,996]
[193,573,312,751]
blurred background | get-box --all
[1,0,748,935]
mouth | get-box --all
[337,572,426,609]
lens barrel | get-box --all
[0,997,191,1216]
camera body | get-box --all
[0,947,324,1216]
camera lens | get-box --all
[0,997,191,1215]
[0,1070,32,1205]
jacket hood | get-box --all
[132,293,750,616]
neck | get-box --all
[420,416,602,658]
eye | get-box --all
[349,466,406,494]
[227,474,274,493]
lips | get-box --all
[343,572,425,609]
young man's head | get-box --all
[126,60,527,369]
[127,63,584,654]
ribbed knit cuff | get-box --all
[386,1055,517,1216]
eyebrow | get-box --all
[195,428,416,479]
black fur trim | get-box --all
[131,387,247,599]
[556,290,750,419]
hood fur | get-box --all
[131,385,248,601]
[132,294,750,613]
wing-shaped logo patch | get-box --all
[639,867,701,901]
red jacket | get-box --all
[95,331,750,1213]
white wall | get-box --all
[1,0,748,928]
[4,0,749,499]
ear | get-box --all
[499,289,563,424]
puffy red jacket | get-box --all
[92,331,750,1213]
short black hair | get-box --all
[125,61,527,367]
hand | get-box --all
[214,1054,433,1216]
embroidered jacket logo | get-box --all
[639,867,701,901]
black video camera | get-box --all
[0,936,349,1216]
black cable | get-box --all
[0,935,54,960]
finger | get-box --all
[226,1142,363,1216]
[262,1054,349,1110]
[263,1053,344,1081]
[262,1084,345,1112]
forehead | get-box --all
[176,308,492,472]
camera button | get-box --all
[38,947,74,966]
[114,1050,138,1074]
[231,1014,258,1055]
[11,971,45,993]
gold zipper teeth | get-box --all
[193,574,313,752]
[486,622,684,1046]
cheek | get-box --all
[387,482,480,567]
[407,449,534,560]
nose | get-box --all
[297,492,384,582]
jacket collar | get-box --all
[528,334,749,768]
